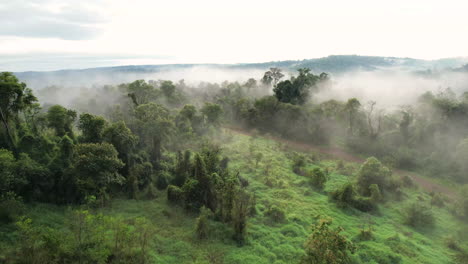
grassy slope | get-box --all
[1,131,465,263]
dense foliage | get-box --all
[1,68,468,263]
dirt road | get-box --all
[225,127,458,199]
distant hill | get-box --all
[12,55,468,88]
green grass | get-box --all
[1,130,466,263]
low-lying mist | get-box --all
[24,66,468,112]
[314,69,468,108]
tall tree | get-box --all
[261,68,284,87]
[46,105,77,139]
[0,72,37,151]
[72,143,124,203]
[345,98,361,135]
[78,113,107,143]
[134,103,174,163]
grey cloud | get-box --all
[0,0,107,40]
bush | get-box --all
[265,205,286,223]
[331,183,355,208]
[167,185,184,204]
[0,192,25,223]
[356,157,392,196]
[430,193,445,207]
[156,171,170,190]
[292,152,307,174]
[142,183,158,199]
[309,168,327,190]
[301,218,355,264]
[195,206,213,239]
[400,175,414,188]
[352,197,377,212]
[369,184,383,203]
[404,202,435,228]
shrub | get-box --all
[404,202,435,228]
[455,250,468,263]
[195,206,213,239]
[430,193,445,207]
[301,218,355,264]
[292,152,307,174]
[156,171,170,190]
[309,168,327,190]
[356,157,392,196]
[142,183,158,199]
[400,175,414,188]
[167,185,184,204]
[265,205,286,223]
[369,184,383,203]
[358,228,374,241]
[0,192,25,223]
[331,183,355,208]
[352,197,377,212]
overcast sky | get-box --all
[1,0,468,71]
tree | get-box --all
[126,80,156,106]
[103,121,138,167]
[399,108,413,143]
[261,68,284,87]
[231,189,250,245]
[344,98,361,135]
[134,103,174,163]
[244,78,257,90]
[273,68,324,105]
[72,143,125,203]
[0,72,37,151]
[365,101,383,139]
[201,103,223,126]
[301,218,355,264]
[0,149,24,194]
[174,150,191,187]
[78,113,107,143]
[160,80,176,98]
[46,105,77,138]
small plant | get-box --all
[445,236,462,251]
[253,152,263,169]
[404,202,435,228]
[358,215,375,241]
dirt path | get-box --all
[225,127,458,199]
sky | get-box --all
[1,0,468,71]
